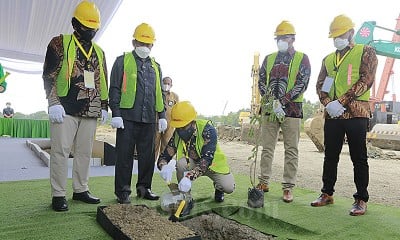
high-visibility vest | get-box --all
[174,119,230,174]
[324,44,369,100]
[120,52,163,111]
[265,51,304,102]
[56,34,108,100]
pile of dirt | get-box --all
[101,204,274,240]
[182,213,274,240]
[102,204,197,240]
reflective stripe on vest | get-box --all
[265,51,304,102]
[174,119,230,174]
[56,34,108,100]
[324,44,369,101]
[121,52,164,111]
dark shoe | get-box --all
[52,196,68,212]
[72,191,101,204]
[283,189,293,203]
[214,189,225,203]
[137,187,159,200]
[311,193,334,207]
[117,192,131,204]
[349,199,367,216]
[256,182,269,192]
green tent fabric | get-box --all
[0,118,49,138]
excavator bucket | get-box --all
[304,110,325,152]
[367,123,400,150]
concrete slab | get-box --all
[0,137,173,182]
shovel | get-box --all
[168,199,186,222]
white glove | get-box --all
[158,118,168,133]
[178,176,192,192]
[160,164,174,183]
[101,110,108,125]
[111,117,124,129]
[326,100,346,118]
[48,105,65,123]
[273,100,285,119]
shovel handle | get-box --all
[174,200,186,218]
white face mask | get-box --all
[135,46,151,59]
[162,84,171,91]
[277,40,289,52]
[334,38,349,50]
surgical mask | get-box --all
[135,46,151,59]
[277,40,289,52]
[334,38,349,50]
[162,84,171,92]
[177,126,195,142]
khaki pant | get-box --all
[259,117,300,190]
[176,157,235,193]
[50,115,97,197]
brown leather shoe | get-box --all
[256,183,269,192]
[283,189,293,203]
[349,199,367,216]
[310,193,334,207]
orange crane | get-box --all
[354,14,400,115]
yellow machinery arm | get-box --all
[251,52,261,116]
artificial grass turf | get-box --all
[0,174,399,240]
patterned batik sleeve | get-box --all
[157,132,178,170]
[186,123,217,180]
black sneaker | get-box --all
[214,189,224,203]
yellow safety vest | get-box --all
[174,119,230,174]
[56,34,108,100]
[265,51,304,102]
[120,52,164,111]
[324,44,369,100]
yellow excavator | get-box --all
[305,15,400,151]
[239,52,261,143]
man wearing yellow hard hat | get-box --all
[109,23,167,204]
[157,101,235,205]
[311,14,378,216]
[257,20,311,203]
[43,1,108,211]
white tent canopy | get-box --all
[0,0,122,73]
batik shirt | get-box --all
[43,34,108,118]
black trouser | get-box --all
[114,120,156,197]
[322,118,369,202]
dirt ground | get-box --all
[95,126,400,208]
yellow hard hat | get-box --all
[133,23,156,44]
[170,101,197,128]
[73,1,101,29]
[329,14,355,38]
[274,21,296,36]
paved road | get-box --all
[0,137,115,182]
